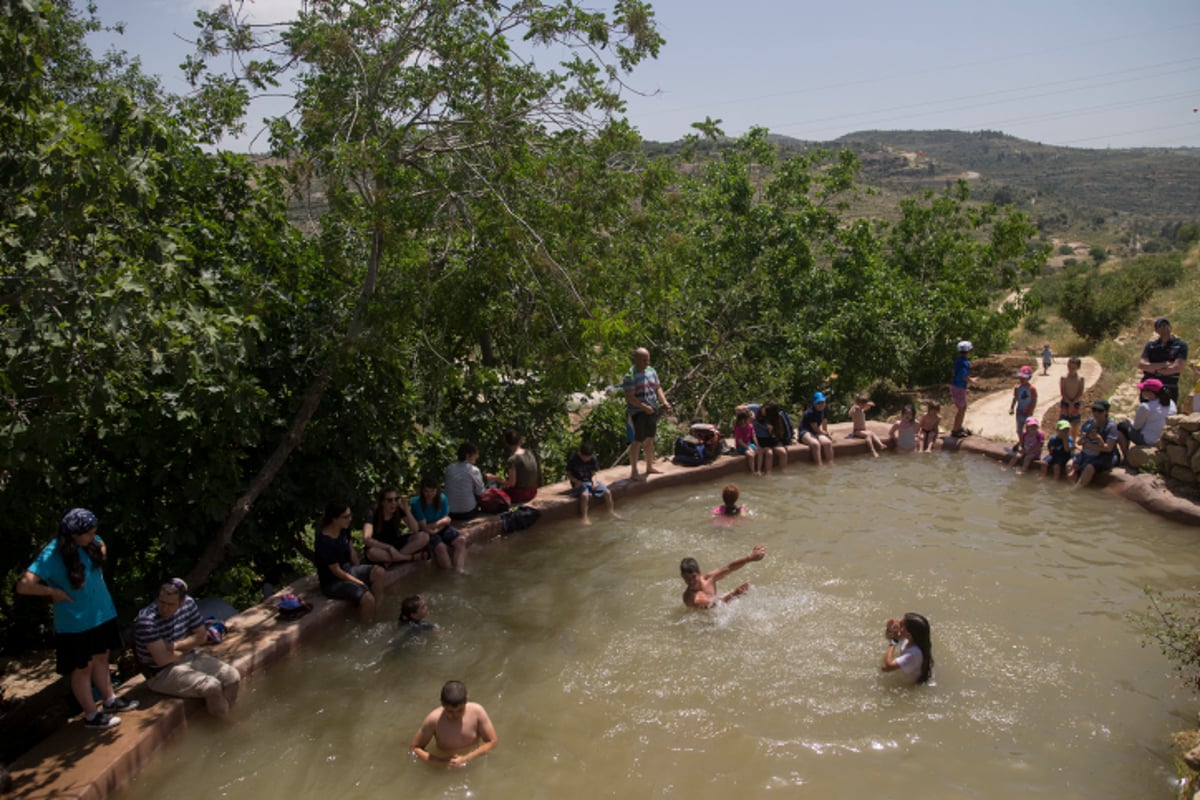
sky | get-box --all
[89,0,1200,151]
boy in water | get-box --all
[1059,357,1085,439]
[411,680,497,768]
[680,545,767,608]
[399,595,437,631]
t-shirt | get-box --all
[27,536,117,634]
[369,513,409,549]
[313,529,354,590]
[134,595,203,668]
[951,356,971,388]
[410,493,450,525]
[1141,335,1189,389]
[1019,429,1045,456]
[444,460,484,515]
[1046,434,1073,458]
[508,451,539,489]
[567,452,599,484]
[733,423,755,447]
[801,406,826,435]
[895,642,925,680]
[1132,399,1176,446]
[1079,417,1118,456]
[622,365,661,413]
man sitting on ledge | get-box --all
[134,578,241,716]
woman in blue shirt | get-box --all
[16,508,140,729]
[410,476,468,573]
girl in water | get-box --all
[889,404,919,453]
[881,612,934,684]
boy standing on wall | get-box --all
[949,340,979,438]
[1059,357,1086,440]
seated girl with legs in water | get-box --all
[849,394,887,457]
[881,612,934,684]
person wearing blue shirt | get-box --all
[411,476,468,573]
[16,508,140,729]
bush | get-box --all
[1131,588,1200,692]
[1055,253,1183,342]
[1058,244,1074,255]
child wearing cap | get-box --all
[949,341,978,438]
[1040,420,1074,480]
[1002,417,1044,474]
[799,392,834,467]
[1008,366,1038,437]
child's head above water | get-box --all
[721,484,740,509]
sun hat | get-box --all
[1017,366,1033,379]
[1025,417,1039,426]
[957,340,973,352]
[1056,420,1071,430]
[1137,377,1164,393]
[813,391,826,404]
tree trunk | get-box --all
[184,227,384,590]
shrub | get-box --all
[1058,244,1074,255]
[1131,588,1200,692]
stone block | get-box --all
[1191,448,1200,475]
[1174,413,1200,433]
[1167,444,1190,467]
[1126,445,1155,470]
[1171,465,1196,484]
[1161,428,1184,446]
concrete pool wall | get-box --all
[7,422,1199,800]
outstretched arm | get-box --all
[705,545,767,583]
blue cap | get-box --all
[813,391,826,403]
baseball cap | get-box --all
[813,391,826,404]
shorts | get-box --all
[950,385,968,409]
[1117,420,1149,446]
[427,526,462,552]
[321,563,375,604]
[735,444,756,455]
[568,480,608,498]
[1074,451,1114,474]
[449,509,479,523]
[55,617,123,676]
[920,428,938,448]
[146,652,240,698]
[507,486,538,504]
[800,430,826,444]
[1044,451,1070,466]
[626,409,659,442]
[758,435,780,448]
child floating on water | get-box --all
[849,394,887,458]
[713,484,748,517]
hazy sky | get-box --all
[90,0,1200,150]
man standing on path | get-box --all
[623,347,671,481]
[1139,317,1188,404]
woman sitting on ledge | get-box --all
[487,428,540,505]
[363,486,429,566]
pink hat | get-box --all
[1137,377,1164,393]
[1017,366,1033,379]
[1024,417,1040,426]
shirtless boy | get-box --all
[1059,357,1085,439]
[680,545,767,609]
[411,681,498,768]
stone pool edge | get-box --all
[7,423,1197,799]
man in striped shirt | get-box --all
[134,578,241,716]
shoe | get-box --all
[84,711,121,729]
[104,695,140,712]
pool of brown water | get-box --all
[117,454,1197,799]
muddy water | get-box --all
[118,454,1197,800]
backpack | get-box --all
[673,435,706,467]
[479,487,511,514]
[276,593,312,621]
[500,506,541,534]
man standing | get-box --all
[1139,317,1188,404]
[623,347,671,481]
[134,579,241,716]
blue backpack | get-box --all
[673,436,706,467]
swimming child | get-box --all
[713,484,748,517]
[849,394,887,457]
[399,595,438,631]
[918,401,941,452]
[949,340,979,438]
[1040,419,1074,480]
[1041,342,1053,375]
[733,409,763,475]
[1059,357,1085,439]
[1009,366,1038,437]
[881,613,934,684]
[889,404,918,453]
[411,680,498,768]
[1003,417,1044,474]
[679,545,767,608]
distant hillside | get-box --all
[646,130,1200,251]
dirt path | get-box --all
[967,356,1103,441]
